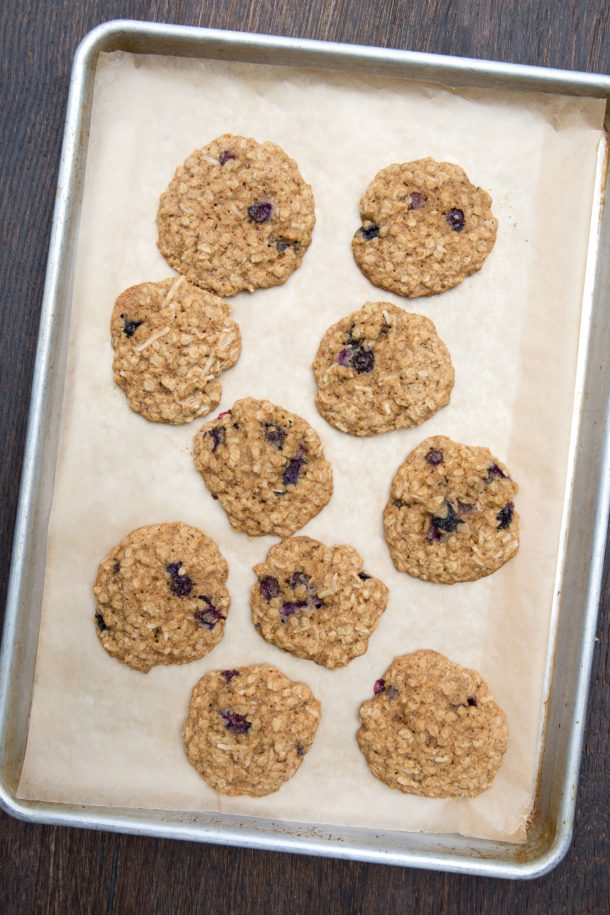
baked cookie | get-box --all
[383,436,519,583]
[251,536,389,668]
[193,398,333,538]
[93,522,229,673]
[111,277,241,424]
[357,650,508,797]
[157,134,315,297]
[183,664,321,796]
[313,301,454,436]
[352,158,497,298]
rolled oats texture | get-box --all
[251,536,389,668]
[313,301,454,436]
[157,134,316,297]
[111,276,241,424]
[93,522,230,673]
[183,664,321,796]
[352,158,497,298]
[383,435,519,583]
[357,650,508,797]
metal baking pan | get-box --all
[1,19,608,878]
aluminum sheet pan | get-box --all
[1,19,609,878]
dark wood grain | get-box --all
[1,2,608,912]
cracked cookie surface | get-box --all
[313,301,454,436]
[183,664,321,796]
[111,277,241,424]
[383,436,519,583]
[352,158,497,298]
[357,650,508,798]
[93,522,230,672]
[193,398,333,538]
[157,134,315,297]
[251,536,389,668]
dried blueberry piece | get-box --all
[289,571,310,590]
[166,562,193,597]
[386,685,398,699]
[274,237,297,254]
[121,316,144,338]
[219,710,251,734]
[426,449,443,466]
[337,348,353,367]
[280,600,308,621]
[360,224,380,240]
[457,500,474,515]
[283,450,307,487]
[210,426,226,453]
[352,348,375,374]
[112,559,121,574]
[259,576,280,601]
[295,743,304,757]
[218,149,236,165]
[496,502,515,530]
[446,208,465,232]
[263,422,286,450]
[430,501,464,534]
[221,669,240,684]
[95,612,108,632]
[358,571,371,580]
[409,192,425,210]
[467,696,478,707]
[194,595,226,629]
[427,524,442,543]
[394,499,405,508]
[373,678,385,695]
[485,463,508,483]
[248,201,273,223]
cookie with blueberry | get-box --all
[352,158,497,298]
[157,134,315,297]
[313,301,454,436]
[111,277,241,424]
[251,536,388,668]
[183,664,321,796]
[193,398,333,538]
[357,650,508,797]
[383,435,519,583]
[93,522,230,672]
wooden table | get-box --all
[1,2,608,911]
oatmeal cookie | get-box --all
[111,277,241,424]
[357,650,508,797]
[157,134,315,296]
[193,398,333,538]
[383,436,519,583]
[352,158,497,298]
[251,536,388,668]
[93,522,229,673]
[183,664,321,796]
[313,301,454,435]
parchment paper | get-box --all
[17,51,606,843]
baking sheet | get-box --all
[16,51,606,843]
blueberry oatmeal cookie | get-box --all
[313,301,454,436]
[183,664,321,796]
[383,436,519,583]
[357,650,508,797]
[352,158,497,298]
[193,398,333,538]
[157,134,315,297]
[93,522,229,673]
[111,277,241,424]
[251,536,389,668]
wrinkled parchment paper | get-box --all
[17,51,606,843]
